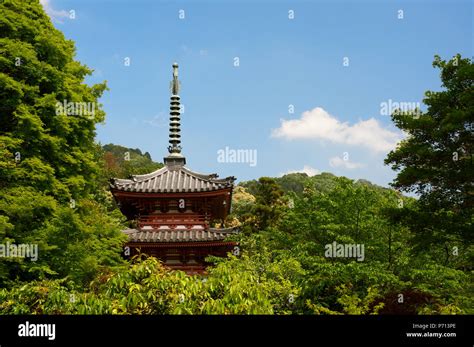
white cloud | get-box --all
[329,156,364,169]
[281,165,321,177]
[271,107,403,153]
[40,0,69,23]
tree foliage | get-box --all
[0,0,125,286]
[385,55,473,247]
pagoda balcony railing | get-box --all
[138,213,209,229]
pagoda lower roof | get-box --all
[110,165,235,193]
[123,227,239,243]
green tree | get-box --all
[251,177,286,231]
[0,0,125,285]
[385,54,473,250]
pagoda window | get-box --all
[164,248,180,265]
[160,201,169,213]
[142,201,152,214]
[180,250,187,264]
[191,200,198,213]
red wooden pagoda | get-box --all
[110,63,238,274]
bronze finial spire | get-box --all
[171,62,180,95]
[164,62,186,167]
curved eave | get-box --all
[110,186,234,198]
[126,241,238,248]
[127,166,168,181]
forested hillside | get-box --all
[102,143,163,179]
[0,0,472,315]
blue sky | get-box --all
[42,0,472,186]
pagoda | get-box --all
[110,63,238,274]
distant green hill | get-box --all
[239,172,390,196]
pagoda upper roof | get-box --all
[110,165,235,194]
[123,227,239,243]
